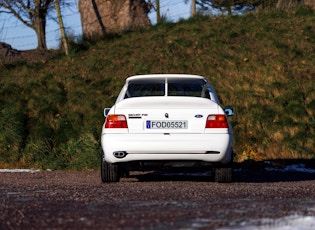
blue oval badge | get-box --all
[195,114,203,118]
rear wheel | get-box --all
[214,151,234,183]
[101,150,120,182]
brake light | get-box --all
[205,115,228,128]
[105,115,128,128]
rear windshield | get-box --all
[167,79,210,98]
[126,82,165,97]
[125,78,210,99]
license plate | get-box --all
[146,120,188,129]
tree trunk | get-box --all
[34,8,47,50]
[55,0,68,55]
[191,0,196,16]
[156,0,161,23]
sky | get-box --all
[0,0,191,51]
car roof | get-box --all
[126,74,207,83]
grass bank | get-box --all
[1,6,314,169]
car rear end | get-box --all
[101,74,234,183]
[102,96,233,163]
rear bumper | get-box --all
[101,133,233,164]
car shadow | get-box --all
[132,159,315,183]
[134,169,214,182]
[233,159,315,183]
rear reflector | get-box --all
[206,115,228,128]
[105,115,128,128]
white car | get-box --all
[101,74,234,182]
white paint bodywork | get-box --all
[101,74,233,165]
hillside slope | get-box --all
[1,6,314,169]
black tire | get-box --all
[101,150,120,183]
[214,167,233,183]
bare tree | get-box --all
[0,0,67,50]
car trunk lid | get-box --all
[113,97,221,134]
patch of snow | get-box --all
[219,215,315,230]
[0,169,40,173]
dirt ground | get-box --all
[1,161,315,229]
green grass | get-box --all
[0,5,314,169]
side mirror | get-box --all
[104,108,111,117]
[224,107,234,117]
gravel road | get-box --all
[1,162,315,229]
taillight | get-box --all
[105,115,128,128]
[205,115,228,128]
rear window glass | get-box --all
[126,83,165,97]
[168,79,209,98]
[125,78,210,99]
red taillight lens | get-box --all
[105,115,128,128]
[206,115,228,128]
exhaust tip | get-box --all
[113,151,127,158]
